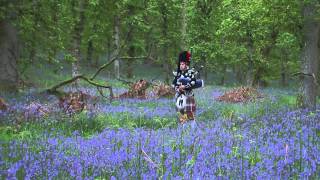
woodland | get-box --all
[0,0,319,179]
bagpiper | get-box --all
[172,51,204,124]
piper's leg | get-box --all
[186,112,194,121]
[187,112,197,129]
[178,111,188,124]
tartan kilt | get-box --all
[184,96,196,113]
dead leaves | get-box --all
[119,79,149,99]
[215,87,263,103]
[118,79,175,99]
[0,97,8,111]
[59,91,97,115]
[151,82,175,99]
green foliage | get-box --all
[0,112,178,142]
[0,0,315,87]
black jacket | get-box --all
[172,68,197,92]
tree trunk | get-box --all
[87,22,97,66]
[49,1,59,65]
[255,29,278,87]
[246,31,254,87]
[104,38,112,69]
[199,52,207,81]
[142,0,154,64]
[28,0,41,64]
[235,65,244,84]
[114,15,120,79]
[126,46,135,79]
[71,0,86,79]
[180,0,187,50]
[87,39,93,65]
[252,67,265,87]
[246,52,254,86]
[299,2,320,110]
[0,21,19,92]
[126,5,135,79]
[160,2,170,83]
[318,30,320,97]
[20,1,40,73]
[219,64,227,85]
[280,51,288,87]
[163,46,170,84]
[204,68,208,82]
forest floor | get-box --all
[0,64,319,179]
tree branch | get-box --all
[120,56,148,60]
[46,74,113,101]
[90,56,118,80]
[291,72,319,86]
[90,55,157,81]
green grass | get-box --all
[0,111,178,143]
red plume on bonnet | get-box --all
[178,51,191,66]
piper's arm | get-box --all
[172,71,181,92]
[184,69,197,90]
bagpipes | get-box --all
[177,77,204,89]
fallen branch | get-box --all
[90,56,118,80]
[90,42,124,80]
[48,75,110,91]
[291,72,314,77]
[116,77,134,85]
[45,44,158,102]
[46,74,113,101]
[90,56,155,81]
[97,86,113,100]
[291,72,319,86]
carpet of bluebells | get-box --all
[0,86,319,179]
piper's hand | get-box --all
[178,85,185,92]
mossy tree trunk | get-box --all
[299,2,319,110]
[0,21,19,92]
